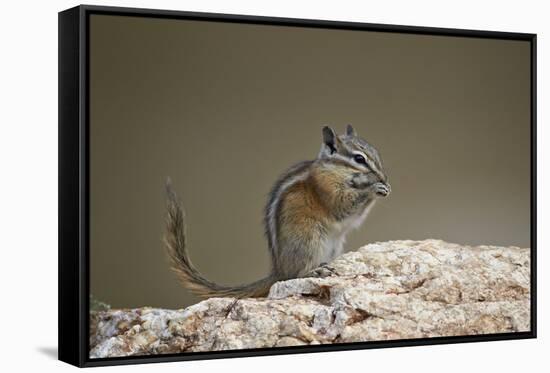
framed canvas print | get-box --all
[58,5,537,367]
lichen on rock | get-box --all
[89,239,531,358]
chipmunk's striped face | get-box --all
[318,125,390,196]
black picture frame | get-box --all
[58,4,537,368]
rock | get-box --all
[89,239,531,358]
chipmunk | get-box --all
[164,125,390,299]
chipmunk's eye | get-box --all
[353,154,367,165]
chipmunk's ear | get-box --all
[322,126,339,155]
[345,124,357,137]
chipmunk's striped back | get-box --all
[264,160,314,275]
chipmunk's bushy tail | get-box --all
[163,179,275,298]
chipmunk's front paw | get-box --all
[373,182,391,197]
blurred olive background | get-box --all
[89,15,531,309]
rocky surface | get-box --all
[90,239,531,358]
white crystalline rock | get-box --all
[89,239,531,358]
